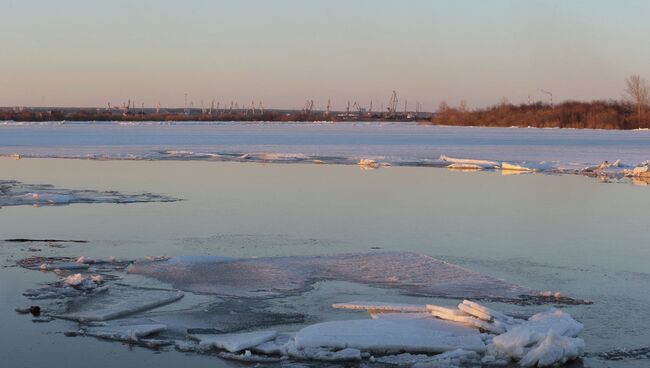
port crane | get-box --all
[387,91,398,117]
[352,101,361,116]
[304,99,314,117]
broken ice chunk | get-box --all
[519,331,585,367]
[439,155,498,167]
[85,324,167,342]
[63,273,103,290]
[190,330,278,353]
[425,302,508,334]
[501,162,535,171]
[376,349,481,366]
[491,308,583,361]
[459,300,511,323]
[284,340,362,361]
[217,351,284,363]
[252,334,292,355]
[429,307,506,334]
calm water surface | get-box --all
[1,158,649,367]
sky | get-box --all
[1,0,649,110]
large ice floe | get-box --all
[0,180,178,207]
[126,252,535,299]
[16,252,587,367]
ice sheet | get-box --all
[127,252,535,299]
[190,330,277,353]
[55,285,184,322]
[0,180,177,207]
[293,313,486,354]
[85,323,167,342]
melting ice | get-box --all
[126,252,535,299]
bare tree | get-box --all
[459,100,468,112]
[624,75,650,124]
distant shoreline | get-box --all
[1,99,649,130]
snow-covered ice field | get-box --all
[1,145,649,366]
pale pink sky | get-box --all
[1,0,649,110]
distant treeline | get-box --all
[426,100,649,130]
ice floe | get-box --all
[0,180,178,207]
[14,252,589,366]
[55,285,184,322]
[127,252,535,300]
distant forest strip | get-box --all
[425,100,650,130]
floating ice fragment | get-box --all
[217,351,284,363]
[446,163,486,171]
[332,301,429,313]
[439,155,498,167]
[0,180,178,207]
[459,300,511,323]
[358,159,380,169]
[625,163,650,177]
[539,291,563,298]
[63,273,103,289]
[190,330,278,353]
[85,324,167,342]
[501,162,535,172]
[429,305,506,334]
[55,285,184,322]
[252,334,292,355]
